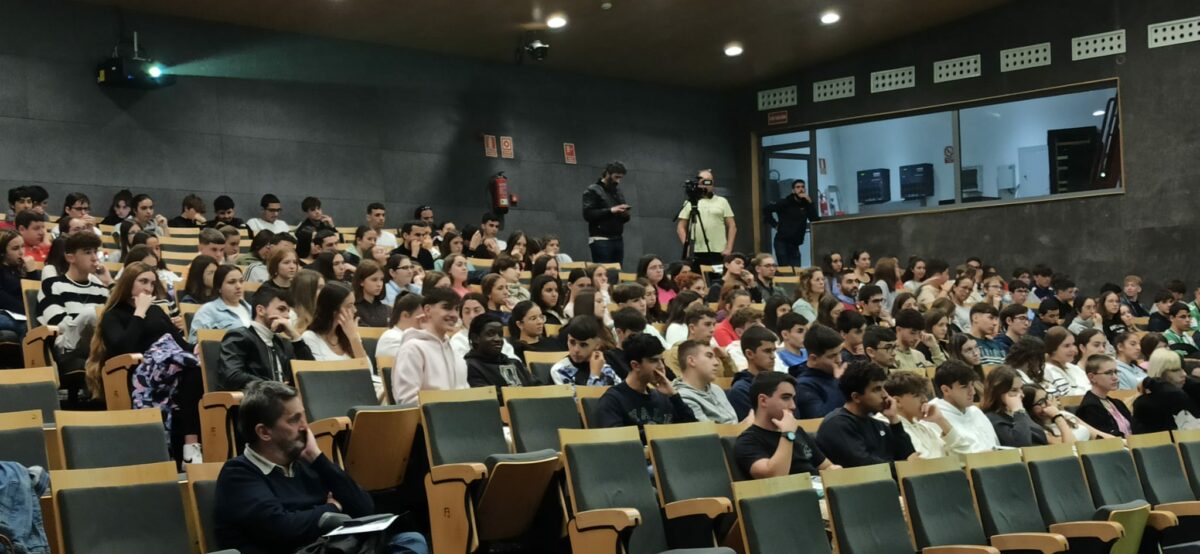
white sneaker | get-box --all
[182,443,203,464]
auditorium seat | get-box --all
[0,410,50,469]
[559,426,734,554]
[376,355,395,404]
[1076,438,1184,547]
[731,474,831,554]
[99,353,142,411]
[576,385,609,428]
[194,329,241,463]
[420,387,560,553]
[1023,442,1150,554]
[902,454,1072,553]
[185,461,224,554]
[523,350,566,385]
[715,423,749,482]
[645,422,738,550]
[54,408,169,470]
[1175,429,1200,498]
[0,366,59,423]
[1128,432,1200,545]
[503,384,581,453]
[358,326,385,361]
[52,462,191,554]
[292,358,379,459]
[21,279,56,370]
[179,303,201,337]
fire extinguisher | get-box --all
[489,172,513,214]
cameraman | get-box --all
[676,169,736,267]
[581,161,631,264]
[763,178,820,268]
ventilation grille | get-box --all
[1072,30,1126,60]
[1000,42,1052,72]
[870,66,916,93]
[757,85,798,111]
[1149,16,1200,48]
[812,76,855,102]
[932,54,981,83]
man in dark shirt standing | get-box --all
[594,332,696,431]
[735,372,840,479]
[581,161,631,264]
[762,179,819,268]
[214,381,427,554]
[816,361,916,468]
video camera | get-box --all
[682,177,713,204]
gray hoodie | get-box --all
[672,378,738,424]
[391,328,467,406]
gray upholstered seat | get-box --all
[199,339,223,392]
[903,471,992,549]
[507,395,581,453]
[59,482,191,554]
[651,435,733,504]
[528,362,554,386]
[362,337,379,361]
[296,368,377,422]
[969,463,1055,537]
[192,479,220,553]
[738,488,831,554]
[0,426,49,469]
[1027,455,1103,524]
[1080,450,1147,506]
[826,480,913,554]
[719,436,746,481]
[0,379,58,423]
[1179,441,1200,499]
[566,439,733,554]
[423,398,509,465]
[579,395,604,426]
[61,423,170,469]
[1132,444,1196,505]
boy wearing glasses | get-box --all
[1075,354,1133,437]
[248,194,291,235]
[856,284,887,327]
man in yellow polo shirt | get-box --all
[676,169,736,267]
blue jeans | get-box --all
[589,238,624,265]
[0,311,27,341]
[773,235,803,268]
[388,531,429,554]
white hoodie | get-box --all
[391,329,468,406]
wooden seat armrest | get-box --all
[102,353,142,373]
[663,497,733,520]
[24,325,56,345]
[308,416,351,437]
[428,462,487,485]
[200,391,243,408]
[1148,510,1179,530]
[923,546,1001,554]
[990,532,1068,553]
[574,508,641,532]
[1154,502,1200,518]
[1047,521,1123,543]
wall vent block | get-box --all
[757,85,798,111]
[812,76,855,102]
[932,54,981,83]
[1072,29,1126,60]
[1000,42,1052,72]
[870,66,916,93]
[1149,16,1200,48]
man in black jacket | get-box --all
[214,381,428,554]
[581,161,631,264]
[762,179,819,268]
[218,287,314,391]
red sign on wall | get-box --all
[483,135,498,158]
[767,110,788,125]
[500,136,515,159]
[563,143,577,164]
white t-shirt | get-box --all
[247,218,291,236]
[375,230,398,250]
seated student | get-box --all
[1121,274,1151,318]
[713,289,752,344]
[1050,276,1078,324]
[1029,265,1054,300]
[14,211,48,264]
[450,293,516,362]
[594,333,697,430]
[203,195,248,233]
[863,326,897,372]
[168,194,206,229]
[1131,348,1200,433]
[239,230,275,282]
[967,303,1007,365]
[510,300,562,361]
[214,381,428,554]
[247,194,291,235]
[671,340,738,424]
[384,254,421,304]
[790,324,847,419]
[981,366,1046,447]
[775,312,809,371]
[612,282,668,347]
[218,225,243,264]
[1162,302,1199,351]
[1066,296,1102,335]
[376,292,423,360]
[1023,384,1106,444]
[856,284,887,327]
[836,310,868,364]
[193,228,225,263]
[927,360,1000,453]
[893,308,944,371]
[351,260,389,328]
[816,361,917,468]
[915,259,952,310]
[663,304,737,378]
[1112,331,1147,390]
[37,232,111,392]
[391,220,436,270]
[551,315,622,387]
[884,371,967,459]
[341,225,375,267]
[1075,354,1134,437]
[2,186,32,228]
[217,287,313,390]
[727,326,779,421]
[1147,290,1176,333]
[189,265,252,342]
[392,287,467,405]
[735,372,840,479]
[302,229,339,266]
[466,313,539,396]
[295,196,337,240]
[1028,298,1061,339]
[721,307,765,368]
[994,303,1030,351]
[1042,327,1090,396]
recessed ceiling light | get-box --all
[546,14,568,28]
[724,42,744,57]
[1092,109,1105,117]
[600,2,613,10]
[820,11,841,25]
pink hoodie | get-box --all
[391,328,468,405]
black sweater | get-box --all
[1132,378,1200,433]
[593,382,696,430]
[0,264,23,313]
[815,407,915,468]
[465,351,539,397]
[100,302,189,357]
[1075,391,1134,437]
[214,453,374,554]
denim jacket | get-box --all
[0,461,51,553]
[188,299,252,343]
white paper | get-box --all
[325,515,397,537]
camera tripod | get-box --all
[680,198,713,262]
